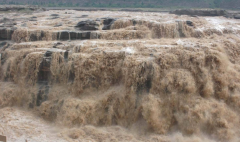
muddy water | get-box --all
[1,10,240,142]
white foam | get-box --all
[177,39,184,45]
[123,47,135,54]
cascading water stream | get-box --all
[1,9,240,142]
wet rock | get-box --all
[57,31,72,40]
[47,14,60,20]
[102,17,116,25]
[96,18,101,21]
[0,18,16,27]
[51,14,59,17]
[36,48,68,106]
[0,41,10,52]
[224,13,234,19]
[81,32,91,39]
[36,85,49,106]
[56,31,91,40]
[0,41,7,47]
[170,9,227,16]
[186,21,194,26]
[44,51,53,57]
[64,50,69,62]
[54,42,63,46]
[0,41,11,65]
[81,15,88,18]
[29,31,45,41]
[54,23,63,27]
[48,16,59,20]
[0,18,11,23]
[29,16,38,21]
[90,32,100,39]
[75,15,88,18]
[75,20,100,30]
[0,28,16,40]
[21,23,27,27]
[37,51,52,88]
[102,18,117,30]
[57,31,78,40]
[0,5,46,12]
[132,19,137,26]
[29,17,37,21]
[234,14,240,19]
[68,67,75,83]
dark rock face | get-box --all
[57,31,81,40]
[0,18,17,27]
[0,18,17,40]
[36,49,70,106]
[47,16,59,20]
[29,17,37,21]
[170,9,227,16]
[222,12,240,19]
[81,32,91,39]
[0,41,10,52]
[21,23,27,27]
[0,42,11,66]
[56,31,92,40]
[0,5,46,12]
[29,31,45,41]
[234,14,240,19]
[81,15,88,18]
[38,52,52,83]
[44,51,53,57]
[90,32,100,39]
[0,28,15,40]
[36,85,49,106]
[102,18,117,30]
[75,20,100,30]
[224,13,234,19]
[186,21,194,26]
[64,50,69,62]
[50,14,59,17]
[75,15,88,18]
[36,50,52,106]
[47,14,60,20]
[54,23,63,27]
[0,41,8,48]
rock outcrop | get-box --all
[0,28,15,40]
[0,18,17,27]
[102,18,117,30]
[56,31,99,40]
[170,9,240,20]
[170,9,227,16]
[0,5,46,12]
[0,41,11,52]
[75,20,100,30]
[234,14,240,19]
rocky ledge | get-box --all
[0,5,46,12]
[170,9,240,19]
[170,9,227,16]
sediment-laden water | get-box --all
[1,9,240,142]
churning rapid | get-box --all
[1,8,240,142]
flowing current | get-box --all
[1,10,240,142]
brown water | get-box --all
[1,10,240,142]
